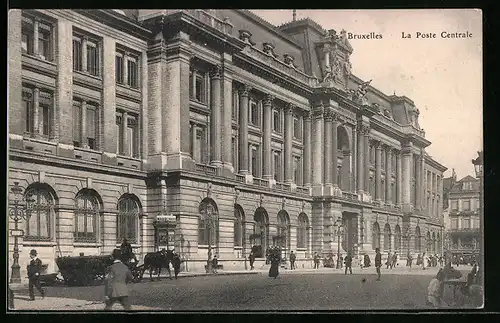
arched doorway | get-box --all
[384,223,391,252]
[372,222,381,250]
[252,207,269,257]
[337,126,351,191]
[394,225,402,252]
[234,205,245,249]
[198,198,219,251]
[414,226,421,253]
[297,213,310,257]
[276,210,290,260]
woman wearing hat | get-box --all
[27,249,45,300]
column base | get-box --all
[324,183,334,196]
[102,152,118,166]
[211,160,223,169]
[289,183,297,192]
[222,164,235,178]
[245,174,254,184]
[333,185,343,197]
[312,184,324,196]
[360,192,372,203]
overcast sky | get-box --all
[252,9,482,179]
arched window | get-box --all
[74,189,100,242]
[297,214,309,249]
[384,223,391,251]
[198,199,218,246]
[253,208,269,251]
[277,211,290,250]
[414,226,421,252]
[394,225,402,251]
[234,206,244,247]
[426,231,432,253]
[372,222,380,250]
[25,184,55,240]
[117,195,140,244]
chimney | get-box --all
[292,10,296,21]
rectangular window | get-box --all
[116,54,123,84]
[116,115,122,154]
[73,100,82,147]
[250,100,259,126]
[127,116,139,157]
[38,23,52,61]
[23,88,34,134]
[451,218,459,229]
[462,218,470,229]
[22,19,34,55]
[273,151,282,182]
[293,157,301,185]
[463,200,471,211]
[87,41,99,76]
[22,16,53,61]
[293,116,300,139]
[127,57,138,88]
[251,146,258,177]
[272,108,280,132]
[195,127,206,163]
[451,200,458,211]
[195,74,205,103]
[86,104,97,150]
[72,37,82,71]
[39,91,52,137]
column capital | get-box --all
[239,84,252,97]
[359,123,370,135]
[324,107,334,121]
[284,103,294,115]
[375,141,382,150]
[313,103,324,118]
[263,94,274,106]
[209,65,222,79]
[303,110,313,121]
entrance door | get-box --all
[342,213,359,254]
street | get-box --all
[10,266,474,311]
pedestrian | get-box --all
[289,251,296,270]
[313,253,320,269]
[339,254,344,269]
[386,252,392,269]
[268,251,280,279]
[364,254,371,268]
[172,252,181,279]
[26,249,45,301]
[120,238,133,263]
[344,252,353,275]
[249,252,255,270]
[375,248,382,281]
[104,249,133,311]
[392,252,398,268]
[422,252,427,270]
[426,268,445,308]
[212,255,219,274]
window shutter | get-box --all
[73,102,81,142]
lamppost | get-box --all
[205,204,215,273]
[9,182,32,284]
[472,151,483,285]
[333,217,344,269]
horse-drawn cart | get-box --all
[56,254,114,286]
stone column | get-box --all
[401,143,413,209]
[386,147,392,204]
[311,102,324,196]
[375,142,382,202]
[81,100,88,148]
[121,111,128,156]
[102,36,117,164]
[323,108,333,194]
[352,125,357,192]
[222,66,233,174]
[284,104,294,183]
[415,154,423,211]
[238,85,251,175]
[33,18,39,57]
[332,113,339,189]
[363,128,370,193]
[356,123,365,193]
[33,88,40,136]
[303,111,312,187]
[140,50,149,163]
[210,65,222,168]
[396,150,402,206]
[262,94,273,179]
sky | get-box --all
[251,9,482,180]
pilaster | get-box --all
[323,108,333,195]
[401,142,413,212]
[311,102,324,196]
[222,64,233,175]
[303,111,312,187]
[375,141,382,202]
[284,103,294,183]
[262,94,273,179]
[8,10,23,140]
[210,65,222,168]
[238,84,251,175]
[385,146,392,204]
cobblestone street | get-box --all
[10,266,473,311]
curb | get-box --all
[177,271,262,278]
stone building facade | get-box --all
[8,9,446,280]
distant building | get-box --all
[445,173,480,263]
[8,9,446,281]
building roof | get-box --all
[457,175,478,183]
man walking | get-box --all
[249,252,255,270]
[27,249,45,301]
[386,252,392,269]
[344,252,353,275]
[375,248,382,281]
[104,249,133,311]
[172,252,181,279]
[289,251,296,270]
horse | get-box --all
[141,249,174,281]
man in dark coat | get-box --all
[344,252,353,275]
[27,249,45,301]
[249,252,255,270]
[375,248,382,281]
[212,255,219,273]
[104,249,133,310]
[172,252,181,279]
[313,253,320,269]
[120,238,133,262]
[289,251,296,270]
[268,252,280,279]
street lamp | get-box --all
[333,217,344,269]
[472,151,483,285]
[205,204,215,274]
[9,182,32,284]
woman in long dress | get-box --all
[268,253,280,279]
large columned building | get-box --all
[8,9,446,279]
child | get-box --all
[427,268,445,307]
